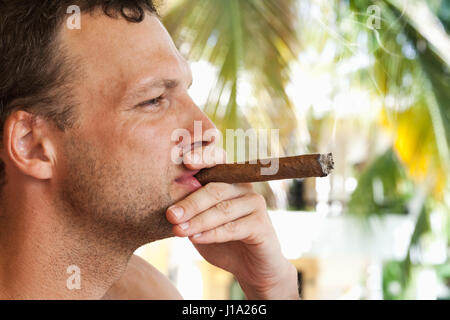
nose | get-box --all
[185,98,218,149]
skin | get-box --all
[102,255,183,300]
[0,10,299,300]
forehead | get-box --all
[59,11,189,99]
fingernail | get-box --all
[169,206,184,219]
[179,222,189,230]
[192,233,202,239]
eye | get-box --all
[137,95,167,108]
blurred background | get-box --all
[135,0,450,299]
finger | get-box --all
[173,192,265,237]
[188,210,272,245]
[166,182,252,224]
[182,146,227,170]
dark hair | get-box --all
[0,0,158,187]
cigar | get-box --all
[194,153,334,185]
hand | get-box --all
[166,147,300,300]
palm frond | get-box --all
[163,0,301,156]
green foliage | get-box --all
[229,278,246,300]
[163,0,300,151]
[348,148,413,216]
[436,262,450,299]
[382,260,408,299]
[437,0,450,33]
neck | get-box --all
[0,184,135,299]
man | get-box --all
[0,1,299,299]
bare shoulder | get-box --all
[102,254,183,300]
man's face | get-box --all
[54,11,215,244]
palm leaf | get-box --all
[163,0,301,157]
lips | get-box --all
[174,170,202,190]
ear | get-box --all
[3,110,55,180]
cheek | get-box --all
[84,108,183,181]
[118,118,179,172]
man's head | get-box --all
[0,1,215,248]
